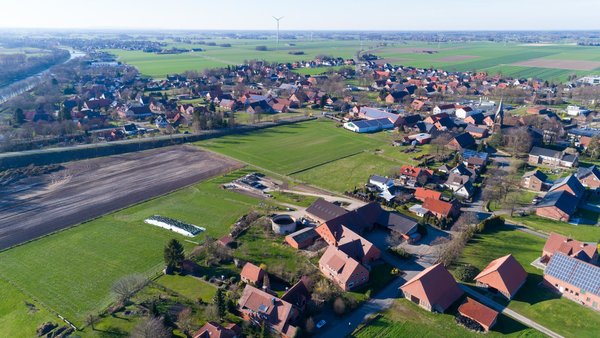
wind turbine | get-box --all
[273,16,284,51]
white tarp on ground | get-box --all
[144,219,205,237]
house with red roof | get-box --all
[319,246,370,291]
[414,187,441,202]
[240,262,266,287]
[457,297,499,332]
[399,165,433,186]
[400,263,464,312]
[474,254,527,300]
[238,285,298,338]
[541,233,598,265]
[194,322,241,338]
[315,221,380,265]
[422,198,460,219]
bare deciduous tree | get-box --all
[131,317,171,338]
[112,274,149,303]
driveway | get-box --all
[315,226,448,338]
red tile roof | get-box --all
[422,198,454,217]
[474,254,527,298]
[400,165,433,178]
[458,297,498,330]
[543,232,597,262]
[414,188,441,202]
[401,263,463,311]
[241,262,265,284]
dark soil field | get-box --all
[0,145,241,250]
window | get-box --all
[593,302,598,309]
[586,297,591,302]
[581,290,586,295]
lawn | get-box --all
[0,279,56,337]
[0,169,261,326]
[198,119,383,176]
[457,225,600,338]
[351,298,542,338]
[156,274,217,302]
[293,152,404,193]
[199,119,421,193]
[506,215,600,242]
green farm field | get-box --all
[456,225,600,338]
[110,39,600,81]
[0,279,56,337]
[0,170,261,326]
[199,119,414,192]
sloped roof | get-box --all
[577,165,600,180]
[549,174,585,199]
[306,198,348,222]
[281,276,311,308]
[522,169,548,182]
[458,298,499,329]
[241,262,265,283]
[529,146,561,158]
[319,246,368,286]
[238,285,296,337]
[414,187,442,201]
[194,322,239,338]
[377,211,419,235]
[535,190,578,215]
[423,198,455,217]
[545,252,600,297]
[474,254,527,297]
[400,263,464,311]
[543,232,597,262]
[451,133,476,149]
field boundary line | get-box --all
[286,150,364,176]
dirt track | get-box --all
[0,145,241,250]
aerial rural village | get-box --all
[1,28,600,338]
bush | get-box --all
[388,247,412,259]
[455,264,479,282]
[255,46,268,51]
[477,216,505,233]
[333,297,346,315]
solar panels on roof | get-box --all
[545,253,600,296]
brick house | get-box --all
[474,254,528,300]
[285,227,319,249]
[238,285,299,337]
[521,170,547,191]
[528,146,579,168]
[534,190,579,221]
[414,187,442,202]
[577,165,600,189]
[318,246,370,291]
[400,263,464,313]
[541,232,598,265]
[422,198,460,219]
[240,262,266,286]
[446,133,476,151]
[194,322,241,338]
[543,253,600,311]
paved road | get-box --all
[460,285,564,338]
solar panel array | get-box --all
[545,252,600,296]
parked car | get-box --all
[316,320,327,329]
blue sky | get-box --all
[1,0,599,30]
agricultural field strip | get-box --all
[0,145,241,250]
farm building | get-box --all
[400,263,464,313]
[543,252,600,311]
[343,118,394,133]
[305,198,348,224]
[457,298,499,332]
[285,227,319,249]
[474,254,528,300]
